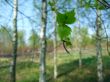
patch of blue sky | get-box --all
[0,0,42,44]
[0,0,110,44]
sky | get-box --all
[0,0,40,43]
[0,0,76,43]
[0,0,110,44]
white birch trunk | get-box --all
[76,1,82,68]
[79,46,82,68]
[78,20,82,68]
[10,0,18,82]
[96,9,104,82]
[53,12,57,79]
[39,0,47,82]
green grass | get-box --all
[0,55,110,82]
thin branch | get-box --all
[98,0,110,9]
[62,40,70,55]
[100,20,110,56]
[5,0,35,22]
[1,25,13,42]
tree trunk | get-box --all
[53,12,57,79]
[96,9,104,82]
[10,0,18,82]
[31,30,36,62]
[76,4,82,68]
[39,0,47,82]
[79,47,82,68]
[78,19,82,68]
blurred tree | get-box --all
[18,30,25,48]
[0,26,13,54]
[29,29,39,62]
[10,0,18,82]
[39,0,47,82]
[49,0,58,79]
[96,9,104,82]
[72,27,91,49]
[17,30,25,55]
[72,26,91,68]
[77,0,104,82]
[29,29,39,48]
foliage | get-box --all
[49,0,76,46]
[78,0,106,10]
[0,26,12,42]
[28,29,39,48]
[18,30,25,48]
[72,27,91,48]
[57,10,76,46]
[57,10,76,24]
[0,26,13,53]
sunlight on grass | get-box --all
[0,54,110,82]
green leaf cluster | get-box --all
[57,10,76,46]
[49,1,76,46]
[57,25,71,40]
[79,0,106,10]
[57,10,76,24]
[48,1,56,11]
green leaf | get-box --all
[57,10,76,24]
[65,10,76,24]
[57,25,71,40]
[57,12,66,24]
[56,10,76,48]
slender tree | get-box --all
[39,0,47,82]
[49,0,58,79]
[10,0,18,82]
[78,21,82,68]
[29,29,39,62]
[53,11,57,79]
[18,30,25,55]
[96,9,104,82]
[76,1,82,68]
[77,1,104,82]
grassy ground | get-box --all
[0,53,110,82]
